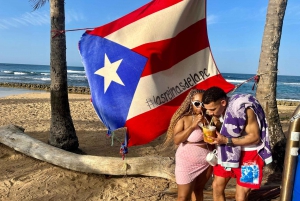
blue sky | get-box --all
[1,0,299,75]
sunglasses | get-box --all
[191,101,204,108]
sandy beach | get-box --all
[0,91,298,201]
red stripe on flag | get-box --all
[125,75,234,146]
[125,92,186,147]
[133,19,209,77]
[88,0,183,37]
[197,74,235,93]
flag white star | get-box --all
[94,53,125,93]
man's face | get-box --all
[204,99,226,117]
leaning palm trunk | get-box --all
[0,125,175,181]
[49,0,79,150]
[256,0,288,171]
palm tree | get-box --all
[30,0,79,150]
[256,0,288,171]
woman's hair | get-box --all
[162,88,205,149]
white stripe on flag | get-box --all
[127,47,218,120]
[105,0,206,49]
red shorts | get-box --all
[213,150,264,189]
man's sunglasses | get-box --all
[191,101,204,108]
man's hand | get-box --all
[207,130,227,145]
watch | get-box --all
[226,137,234,146]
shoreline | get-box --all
[0,82,90,94]
[1,82,299,106]
[0,82,300,106]
[0,87,47,98]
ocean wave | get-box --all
[226,79,249,83]
[68,74,87,78]
[67,70,85,74]
[283,83,300,86]
[227,79,300,87]
[3,70,14,74]
[33,77,51,81]
[14,72,28,75]
[0,76,16,79]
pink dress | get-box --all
[175,127,210,184]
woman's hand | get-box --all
[191,113,204,129]
[173,113,204,145]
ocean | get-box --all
[1,63,300,101]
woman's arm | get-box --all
[173,114,203,145]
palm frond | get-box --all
[29,0,49,11]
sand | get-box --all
[0,92,298,201]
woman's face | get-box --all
[191,93,206,115]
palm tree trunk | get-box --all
[49,0,79,150]
[256,0,288,171]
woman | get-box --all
[164,89,213,201]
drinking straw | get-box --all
[209,116,214,126]
[203,116,209,126]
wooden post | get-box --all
[280,105,300,201]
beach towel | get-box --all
[218,94,273,168]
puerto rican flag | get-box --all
[79,0,235,148]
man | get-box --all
[202,86,272,201]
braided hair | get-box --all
[162,88,205,149]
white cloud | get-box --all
[0,22,8,29]
[65,9,85,24]
[21,12,49,26]
[0,19,18,28]
[0,10,85,30]
[0,11,49,29]
[207,14,218,25]
[12,18,29,26]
